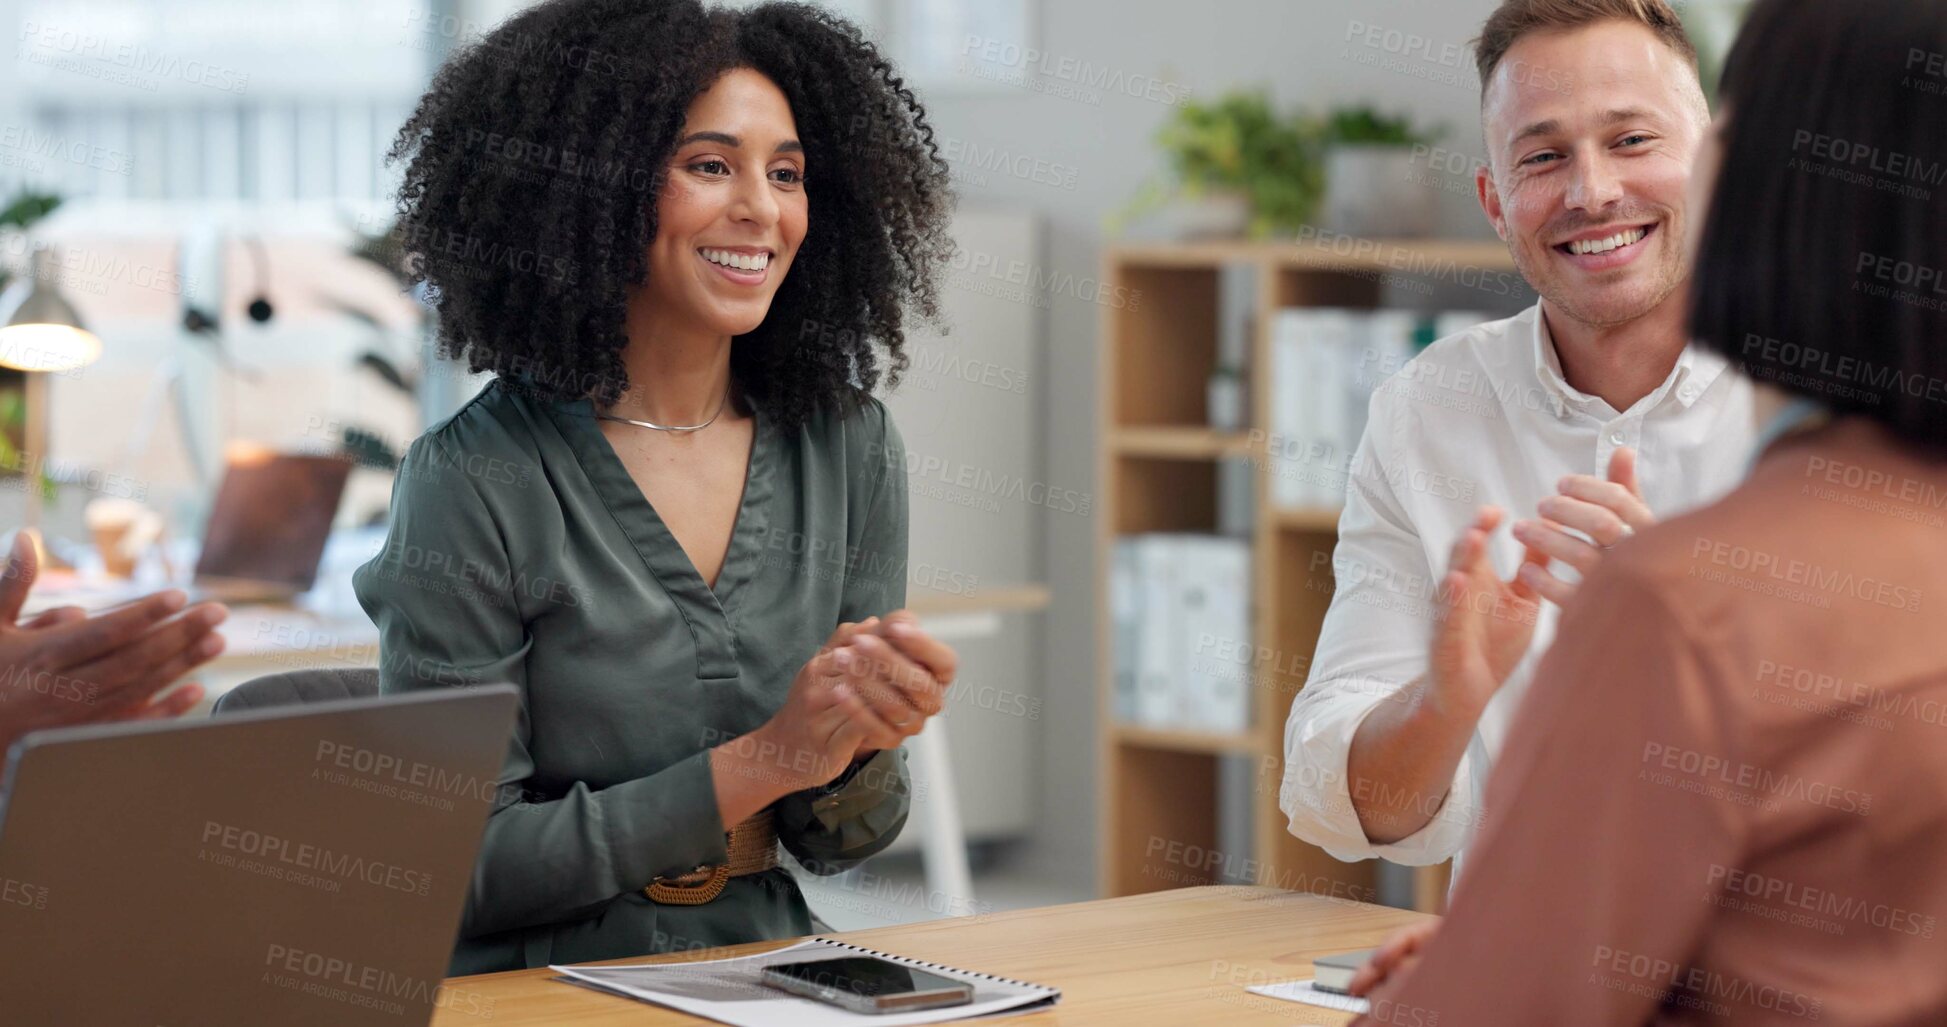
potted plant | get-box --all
[1113,90,1325,240]
[1318,106,1443,238]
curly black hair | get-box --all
[386,0,954,430]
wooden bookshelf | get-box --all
[1096,237,1519,910]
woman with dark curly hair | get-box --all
[353,0,959,973]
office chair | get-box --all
[211,667,379,714]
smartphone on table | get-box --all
[760,956,974,1014]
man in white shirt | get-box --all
[1281,0,1754,875]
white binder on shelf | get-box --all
[1111,541,1141,724]
[1134,537,1181,727]
[1270,311,1310,509]
[1172,535,1251,733]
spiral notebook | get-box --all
[550,937,1061,1026]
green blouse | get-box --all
[352,379,912,975]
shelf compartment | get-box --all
[1112,724,1265,756]
[1111,427,1254,460]
[1111,458,1220,535]
[1107,266,1221,428]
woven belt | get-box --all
[644,811,779,905]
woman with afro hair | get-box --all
[353,0,961,973]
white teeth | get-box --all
[701,248,769,271]
[1567,227,1647,256]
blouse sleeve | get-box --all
[355,434,730,937]
[776,399,913,874]
[1359,566,1746,1025]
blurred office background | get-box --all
[0,0,1748,929]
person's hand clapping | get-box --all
[746,641,877,791]
[825,610,956,755]
[1511,447,1655,607]
[1427,507,1546,716]
[0,531,229,755]
[710,612,959,824]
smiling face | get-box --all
[1476,19,1707,329]
[641,67,808,339]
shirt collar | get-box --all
[1527,305,1576,417]
[1527,301,1732,415]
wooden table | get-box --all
[431,886,1430,1026]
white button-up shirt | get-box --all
[1279,302,1755,871]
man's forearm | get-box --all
[1345,675,1486,845]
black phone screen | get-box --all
[767,957,961,997]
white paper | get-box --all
[551,938,1059,1027]
[1246,978,1372,1015]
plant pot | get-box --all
[1151,190,1253,241]
[1321,144,1437,238]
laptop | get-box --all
[25,448,355,615]
[191,447,355,603]
[0,686,518,1026]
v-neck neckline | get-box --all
[551,393,776,679]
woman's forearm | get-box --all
[708,727,835,826]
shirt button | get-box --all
[1609,430,1626,446]
[1679,385,1699,401]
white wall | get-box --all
[913,0,1513,891]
